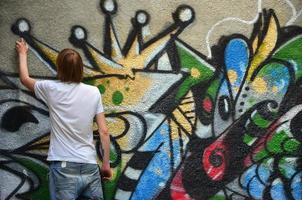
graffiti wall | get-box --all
[0,0,302,199]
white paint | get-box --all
[195,120,212,138]
[206,0,262,59]
[287,8,302,25]
[284,0,301,25]
[178,7,193,22]
[115,189,132,200]
[22,169,28,176]
[143,113,166,139]
[213,171,223,180]
[224,98,229,112]
[110,29,123,60]
[74,27,85,39]
[137,12,147,24]
[157,53,172,71]
[142,25,151,38]
[124,167,142,180]
[159,182,165,188]
[207,166,213,174]
[18,19,29,32]
[104,0,115,12]
[279,104,302,123]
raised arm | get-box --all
[96,112,112,180]
[15,38,36,91]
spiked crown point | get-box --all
[11,18,31,36]
[100,0,117,15]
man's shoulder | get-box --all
[35,79,57,88]
[80,83,99,93]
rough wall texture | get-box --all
[0,0,302,199]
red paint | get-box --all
[202,97,212,113]
[170,168,193,200]
[203,140,227,181]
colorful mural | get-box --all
[0,0,301,199]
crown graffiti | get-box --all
[11,0,195,79]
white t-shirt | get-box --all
[34,80,103,164]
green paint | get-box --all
[14,156,49,200]
[283,138,300,153]
[273,36,302,79]
[207,78,220,97]
[255,130,300,161]
[278,157,292,178]
[209,196,226,200]
[267,131,288,153]
[175,41,215,100]
[112,91,123,105]
[243,133,257,145]
[248,98,256,105]
[104,168,121,200]
[109,143,118,163]
[103,150,122,200]
[125,87,130,92]
[98,84,106,94]
[252,113,271,128]
[83,79,96,86]
[254,149,269,161]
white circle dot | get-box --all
[18,20,29,32]
[74,27,85,39]
[137,12,147,24]
[104,0,115,12]
[159,182,165,188]
[179,8,193,22]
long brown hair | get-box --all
[56,48,83,83]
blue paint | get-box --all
[130,122,183,200]
[291,172,302,200]
[249,176,265,199]
[258,63,290,94]
[224,38,249,94]
[271,180,287,200]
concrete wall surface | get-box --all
[0,0,301,199]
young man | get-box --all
[16,38,112,200]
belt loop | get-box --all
[61,161,67,168]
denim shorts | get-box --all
[49,161,104,200]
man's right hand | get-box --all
[100,164,112,181]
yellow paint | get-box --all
[172,106,193,133]
[246,15,278,81]
[169,120,180,140]
[272,86,278,93]
[88,28,178,79]
[83,67,101,77]
[178,91,196,126]
[134,29,178,68]
[120,32,173,70]
[94,73,151,109]
[251,77,267,94]
[126,35,139,57]
[89,47,125,74]
[106,118,126,138]
[155,168,162,175]
[37,43,58,66]
[227,69,237,84]
[110,29,123,59]
[160,127,168,135]
[191,67,201,78]
[252,35,259,54]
